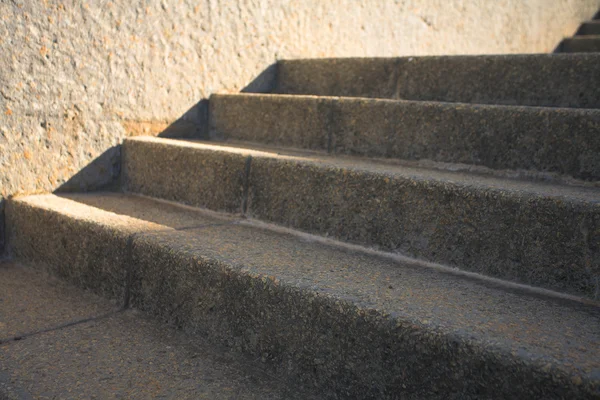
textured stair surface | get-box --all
[209,94,600,180]
[5,193,600,399]
[271,54,600,108]
[0,262,315,400]
[122,137,600,300]
[558,35,600,52]
[4,14,600,398]
[577,21,600,35]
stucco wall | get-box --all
[0,0,599,236]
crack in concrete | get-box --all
[0,310,124,346]
[242,155,252,215]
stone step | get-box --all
[0,261,316,400]
[5,193,600,399]
[558,36,600,53]
[209,93,600,181]
[269,54,600,109]
[121,137,600,299]
[577,21,600,35]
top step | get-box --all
[272,54,600,109]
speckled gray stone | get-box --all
[0,262,316,400]
[5,198,143,302]
[122,138,249,213]
[209,94,600,180]
[119,137,600,299]
[5,193,600,399]
[273,54,600,109]
[558,35,600,52]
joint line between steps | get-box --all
[121,220,242,309]
[242,155,252,215]
[0,309,124,345]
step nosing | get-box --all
[124,137,600,204]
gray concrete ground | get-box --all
[0,261,315,399]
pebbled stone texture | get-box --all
[558,35,600,52]
[4,196,152,302]
[209,95,330,150]
[6,193,600,399]
[1,0,599,208]
[119,138,600,299]
[122,137,249,213]
[0,262,316,400]
[210,94,600,181]
[274,54,600,109]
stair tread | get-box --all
[13,192,600,381]
[0,261,314,400]
[131,137,600,204]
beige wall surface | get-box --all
[0,0,599,202]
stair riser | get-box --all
[577,22,600,35]
[558,37,600,53]
[122,139,600,300]
[5,202,130,301]
[6,199,594,399]
[122,140,248,213]
[210,95,600,181]
[274,55,600,108]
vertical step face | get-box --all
[577,21,600,35]
[273,55,600,109]
[6,193,600,399]
[209,94,600,181]
[122,138,249,214]
[558,36,600,52]
[121,137,600,300]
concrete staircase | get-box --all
[3,53,600,399]
[558,12,600,52]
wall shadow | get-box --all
[56,146,122,193]
[241,63,278,93]
[157,99,210,139]
[48,62,278,201]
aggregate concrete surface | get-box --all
[209,93,600,180]
[6,193,600,398]
[121,137,600,300]
[0,262,317,399]
[275,54,600,108]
